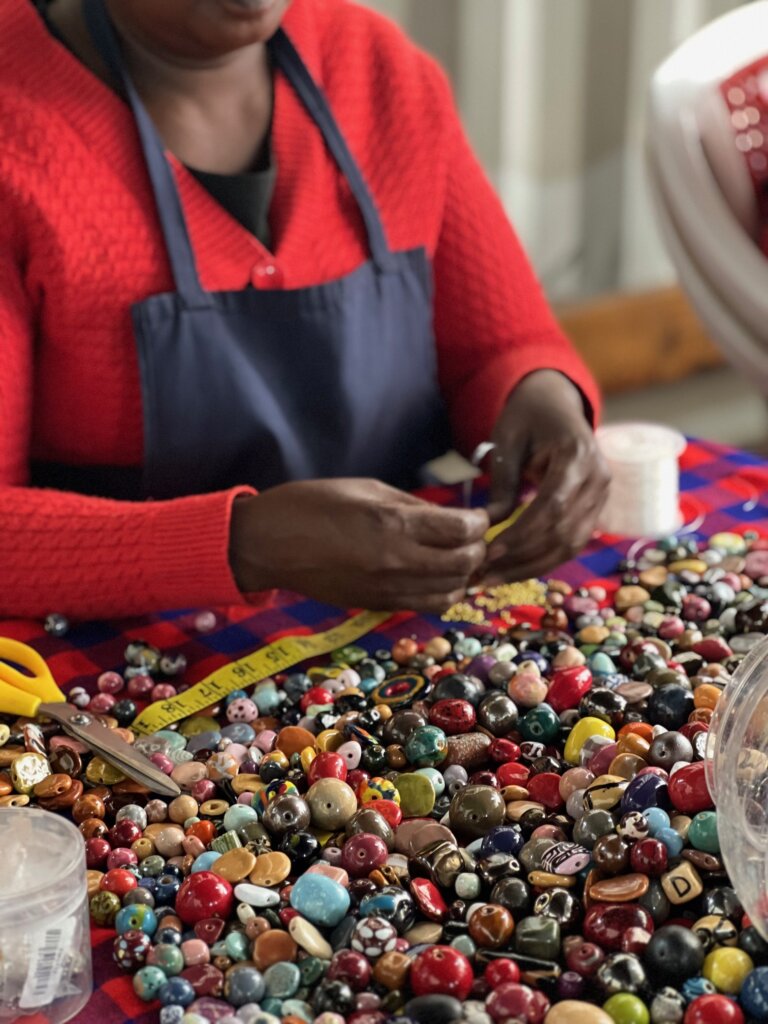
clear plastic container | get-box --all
[707,633,768,940]
[0,808,92,1023]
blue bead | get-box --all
[158,978,196,1008]
[740,965,768,1019]
[479,825,525,858]
[191,851,221,872]
[289,873,350,927]
[656,826,684,857]
[643,807,671,836]
[115,904,158,937]
[621,773,670,815]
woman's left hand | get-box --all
[478,369,610,585]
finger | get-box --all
[405,505,490,548]
[487,440,526,525]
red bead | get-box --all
[668,761,714,814]
[546,666,593,713]
[85,837,112,869]
[327,949,372,991]
[175,872,234,925]
[410,946,473,1000]
[99,868,138,897]
[428,699,476,735]
[307,752,348,785]
[410,878,449,922]
[486,982,548,1023]
[484,959,521,987]
[341,834,389,877]
[361,799,402,828]
[526,772,563,809]
[582,903,654,951]
[684,994,745,1024]
[630,838,668,876]
[497,762,530,787]
[109,819,143,847]
[488,739,521,764]
[300,686,334,712]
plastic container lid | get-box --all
[706,634,768,939]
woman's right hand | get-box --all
[229,479,489,614]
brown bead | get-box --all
[587,873,649,902]
[79,817,110,840]
[72,792,106,823]
[468,903,514,949]
[33,773,73,799]
[252,929,297,971]
[591,835,630,875]
[39,778,83,810]
[373,950,412,990]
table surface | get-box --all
[5,438,768,1024]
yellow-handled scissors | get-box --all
[0,638,180,797]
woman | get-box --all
[0,0,608,619]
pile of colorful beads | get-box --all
[6,530,768,1024]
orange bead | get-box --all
[186,820,216,844]
[618,722,654,742]
[693,683,721,711]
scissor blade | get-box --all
[40,703,181,798]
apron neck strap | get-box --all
[81,0,210,308]
[267,30,395,273]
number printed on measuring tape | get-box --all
[131,609,392,735]
[19,920,76,1009]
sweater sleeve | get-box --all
[430,72,601,456]
[0,211,252,621]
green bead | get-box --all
[404,726,448,768]
[298,956,326,987]
[225,931,251,962]
[603,992,650,1024]
[133,965,168,1001]
[519,703,560,744]
[331,645,367,665]
[395,772,436,817]
[688,811,720,854]
[152,943,184,975]
[89,890,122,926]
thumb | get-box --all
[486,443,524,525]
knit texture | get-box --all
[0,0,599,619]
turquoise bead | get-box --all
[289,873,350,927]
[519,703,560,743]
[223,804,259,831]
[688,811,720,853]
[134,965,168,1001]
[415,766,445,796]
[404,726,448,767]
[225,931,251,962]
[264,962,301,999]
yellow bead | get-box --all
[702,946,754,994]
[300,747,316,772]
[563,717,616,766]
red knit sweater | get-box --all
[0,0,599,620]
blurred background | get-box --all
[358,0,768,450]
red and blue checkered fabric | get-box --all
[3,439,767,1024]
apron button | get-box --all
[252,262,280,286]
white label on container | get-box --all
[19,919,77,1009]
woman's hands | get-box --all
[230,478,489,613]
[479,370,610,585]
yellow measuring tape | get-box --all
[131,609,391,735]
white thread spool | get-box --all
[596,422,686,538]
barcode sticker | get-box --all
[19,919,76,1009]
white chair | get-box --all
[647,1,768,390]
